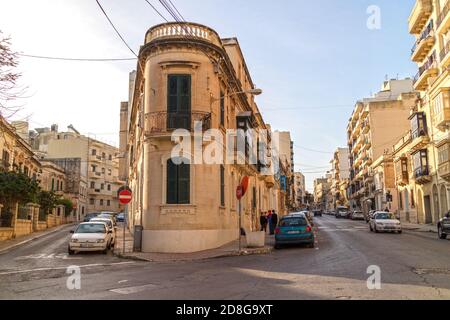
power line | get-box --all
[95,0,138,57]
[18,53,136,62]
[167,0,185,21]
[143,0,169,21]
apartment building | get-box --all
[30,126,123,215]
[123,22,278,253]
[314,176,331,210]
[293,172,306,209]
[347,79,418,213]
[390,0,450,224]
[276,131,295,212]
[329,148,350,210]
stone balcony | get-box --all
[411,23,435,63]
[145,22,222,48]
[414,60,438,91]
[436,0,450,35]
[408,0,433,34]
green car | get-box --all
[274,216,315,249]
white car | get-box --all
[90,217,116,246]
[68,222,113,255]
[369,212,402,234]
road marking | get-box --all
[15,253,82,261]
[118,280,128,284]
[110,283,157,295]
[0,262,136,276]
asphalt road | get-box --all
[0,216,449,300]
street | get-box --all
[1,216,449,300]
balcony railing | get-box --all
[411,20,435,62]
[145,22,222,47]
[145,111,212,135]
[414,166,430,178]
[440,40,450,67]
[413,53,438,90]
[436,0,450,34]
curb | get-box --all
[114,246,273,263]
[0,223,75,254]
[403,227,437,234]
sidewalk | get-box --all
[114,226,274,262]
[402,222,437,233]
[0,223,75,254]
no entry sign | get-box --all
[118,189,132,205]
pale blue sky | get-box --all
[1,0,417,190]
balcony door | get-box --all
[167,74,191,130]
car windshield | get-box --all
[91,219,112,228]
[75,223,106,234]
[280,218,307,227]
[375,213,395,220]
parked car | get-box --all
[68,222,113,255]
[437,213,450,240]
[288,212,313,225]
[83,213,100,222]
[335,206,350,219]
[351,211,365,221]
[116,212,125,222]
[274,215,315,249]
[313,210,323,217]
[90,217,116,246]
[369,212,402,234]
[97,213,117,226]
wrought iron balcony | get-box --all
[413,53,438,90]
[411,20,435,62]
[436,0,450,35]
[414,165,431,184]
[145,111,211,136]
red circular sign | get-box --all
[236,186,243,200]
[118,189,132,205]
[241,176,249,196]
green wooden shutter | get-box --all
[167,159,178,204]
[178,162,190,204]
[220,165,225,206]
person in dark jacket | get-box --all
[260,212,267,232]
[271,210,279,230]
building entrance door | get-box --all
[424,195,432,224]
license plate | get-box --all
[80,244,94,248]
[287,231,300,234]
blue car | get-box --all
[274,216,315,249]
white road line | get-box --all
[0,262,136,276]
[110,283,157,295]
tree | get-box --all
[0,171,40,226]
[0,30,25,119]
[37,190,59,216]
[57,198,74,217]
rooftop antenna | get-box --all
[68,124,80,135]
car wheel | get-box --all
[274,244,281,250]
[68,246,75,256]
[375,226,379,233]
[307,242,315,248]
[398,230,403,234]
[438,227,447,240]
[369,225,373,232]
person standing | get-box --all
[271,210,279,235]
[260,212,267,232]
[267,210,273,234]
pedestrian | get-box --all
[271,210,279,235]
[260,212,267,232]
[267,210,273,234]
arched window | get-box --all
[167,158,190,204]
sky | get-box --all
[0,0,417,191]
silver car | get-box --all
[369,212,402,234]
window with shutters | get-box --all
[166,158,190,204]
[220,165,225,207]
[167,75,191,130]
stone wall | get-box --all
[15,219,32,237]
[0,228,13,241]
